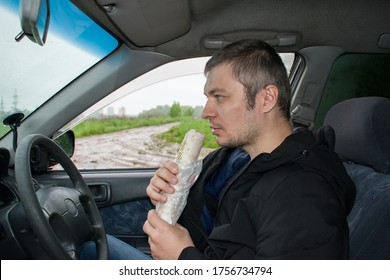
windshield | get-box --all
[0,0,118,139]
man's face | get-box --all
[202,63,262,149]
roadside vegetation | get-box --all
[72,102,219,149]
[73,116,180,137]
[157,118,219,149]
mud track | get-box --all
[71,123,213,169]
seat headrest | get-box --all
[324,97,390,174]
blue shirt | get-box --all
[201,148,250,234]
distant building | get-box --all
[0,97,4,116]
[91,110,104,119]
[107,106,115,116]
[118,106,126,117]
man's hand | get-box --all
[143,210,194,260]
[146,161,179,205]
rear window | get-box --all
[314,54,390,129]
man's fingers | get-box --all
[143,210,169,237]
[164,160,180,174]
[147,209,167,228]
[142,219,151,235]
[146,184,167,204]
[144,210,194,260]
[155,165,179,185]
[150,176,176,194]
[145,160,180,205]
[143,210,158,235]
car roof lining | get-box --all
[73,0,390,57]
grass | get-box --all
[72,116,219,149]
[157,118,219,149]
[73,116,181,138]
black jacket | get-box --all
[177,129,356,259]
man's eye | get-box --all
[215,95,224,102]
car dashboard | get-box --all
[0,147,52,259]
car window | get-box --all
[0,0,118,139]
[314,53,390,129]
[67,54,295,170]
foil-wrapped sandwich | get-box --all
[156,129,205,224]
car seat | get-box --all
[324,96,390,259]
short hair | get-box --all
[204,39,292,120]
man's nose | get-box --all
[201,99,215,120]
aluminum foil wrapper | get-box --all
[155,129,205,224]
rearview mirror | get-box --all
[19,0,50,46]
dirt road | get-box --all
[71,123,213,169]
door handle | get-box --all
[87,183,111,204]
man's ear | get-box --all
[261,84,279,113]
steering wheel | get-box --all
[15,134,108,259]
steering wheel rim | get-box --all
[15,134,108,259]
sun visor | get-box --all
[97,0,191,47]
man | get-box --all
[79,39,356,260]
[143,39,356,259]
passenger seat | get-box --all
[324,96,390,259]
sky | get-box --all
[102,59,209,117]
[0,2,108,115]
[0,0,207,119]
